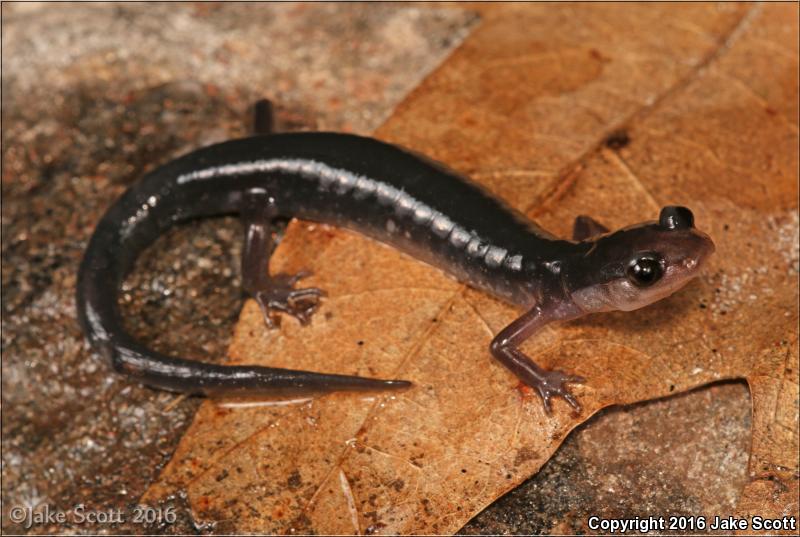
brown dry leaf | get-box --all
[144,3,798,533]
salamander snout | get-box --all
[568,207,715,313]
[656,206,715,277]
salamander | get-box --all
[77,101,715,413]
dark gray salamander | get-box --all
[77,128,714,412]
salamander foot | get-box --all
[490,306,588,415]
[491,339,585,414]
[530,369,585,414]
[252,271,324,328]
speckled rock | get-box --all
[1,4,475,534]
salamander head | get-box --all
[566,206,715,313]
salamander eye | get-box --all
[627,255,663,287]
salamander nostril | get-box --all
[659,206,694,230]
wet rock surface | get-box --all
[2,62,254,537]
[460,381,751,535]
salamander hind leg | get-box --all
[241,188,324,329]
[252,98,275,135]
[253,271,324,327]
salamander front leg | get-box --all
[490,305,585,414]
[242,188,324,328]
[572,215,609,241]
